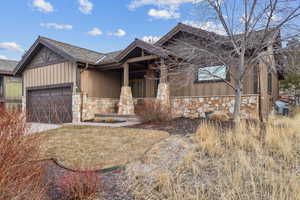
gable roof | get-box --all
[116,39,171,62]
[0,59,18,75]
[156,23,225,46]
[14,36,105,74]
[40,37,104,63]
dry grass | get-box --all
[130,115,300,200]
[35,126,169,170]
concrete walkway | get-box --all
[26,123,63,135]
[26,121,141,135]
[65,121,141,127]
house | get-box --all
[14,23,282,123]
[0,59,22,110]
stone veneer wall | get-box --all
[171,95,259,119]
[81,94,119,121]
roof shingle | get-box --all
[0,59,18,75]
[40,37,104,64]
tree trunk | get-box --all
[233,83,242,121]
[233,46,245,121]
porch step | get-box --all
[94,113,140,122]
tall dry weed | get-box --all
[130,115,300,200]
[0,109,47,200]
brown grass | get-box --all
[35,126,169,170]
[0,109,47,200]
[130,115,300,200]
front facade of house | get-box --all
[0,59,22,110]
[15,23,281,123]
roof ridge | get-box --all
[39,36,104,55]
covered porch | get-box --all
[80,39,171,121]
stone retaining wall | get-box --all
[76,94,260,122]
[171,95,259,119]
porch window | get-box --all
[130,79,146,98]
[197,65,227,82]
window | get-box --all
[197,65,227,82]
[268,72,272,94]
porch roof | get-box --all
[116,39,171,62]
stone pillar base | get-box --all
[157,83,171,106]
[72,93,82,123]
[21,96,26,112]
[118,86,135,115]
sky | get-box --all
[0,0,206,61]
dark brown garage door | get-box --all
[27,86,72,123]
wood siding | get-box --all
[170,66,257,97]
[4,76,22,100]
[258,46,280,119]
[80,69,121,98]
[23,62,77,94]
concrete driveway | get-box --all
[26,123,62,135]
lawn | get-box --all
[35,126,169,171]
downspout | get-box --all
[79,63,89,122]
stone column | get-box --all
[157,59,171,106]
[21,96,26,112]
[118,63,135,115]
[72,93,82,123]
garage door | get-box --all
[27,86,73,123]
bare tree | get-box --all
[162,0,300,121]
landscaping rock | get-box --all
[125,136,195,185]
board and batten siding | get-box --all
[4,76,22,100]
[80,69,121,98]
[170,65,257,97]
[23,62,77,93]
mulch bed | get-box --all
[127,117,236,135]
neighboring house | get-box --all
[14,23,282,123]
[0,59,22,110]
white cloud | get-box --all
[183,20,226,35]
[78,0,93,14]
[142,36,161,43]
[32,0,54,13]
[40,23,73,30]
[129,0,202,10]
[0,42,24,52]
[0,55,8,60]
[266,12,282,23]
[148,8,180,19]
[87,28,103,36]
[109,29,126,37]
